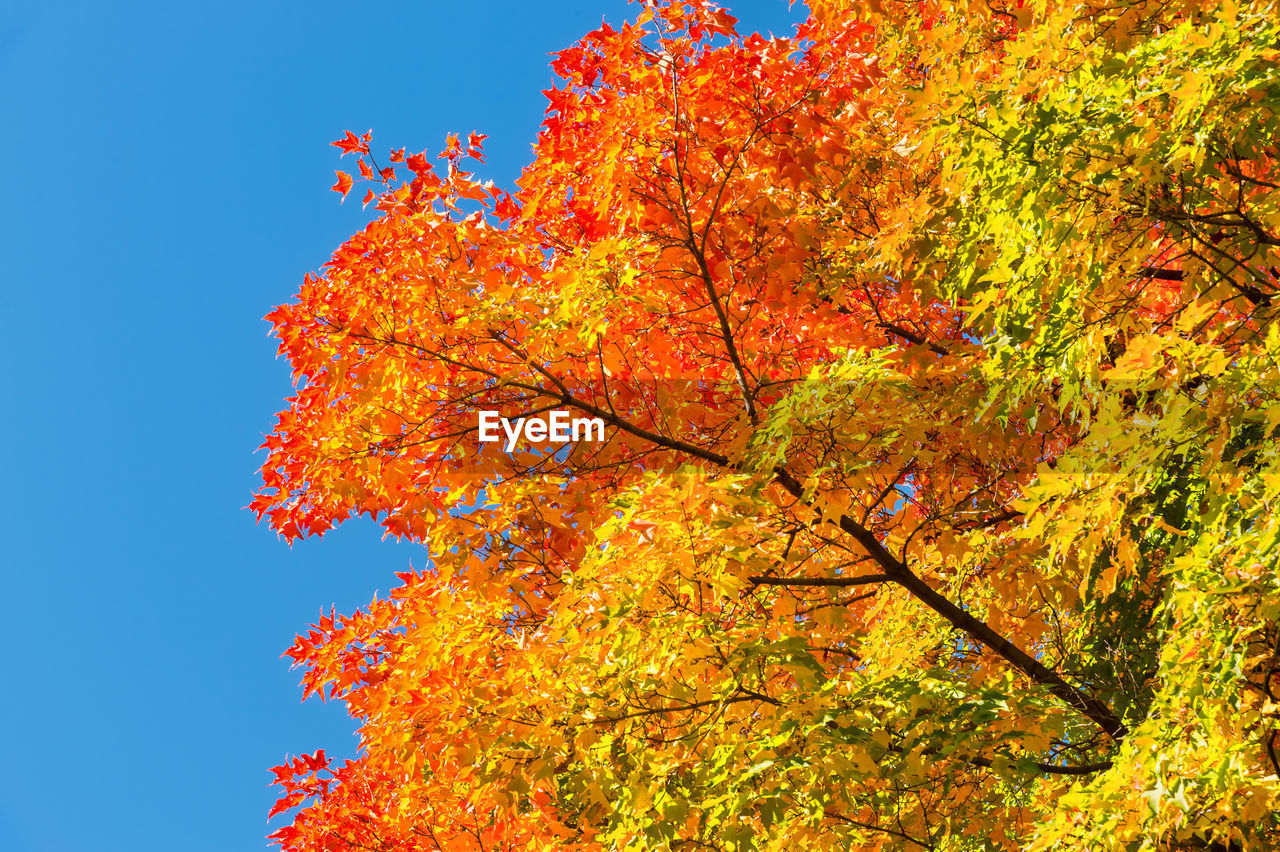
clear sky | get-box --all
[0,1,804,850]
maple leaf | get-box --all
[330,130,366,156]
[465,131,489,163]
[405,152,429,175]
[329,170,353,200]
[440,133,463,159]
[492,192,520,222]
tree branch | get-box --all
[357,333,1128,742]
[769,466,1127,741]
[748,574,889,587]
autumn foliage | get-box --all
[255,0,1280,849]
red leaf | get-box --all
[330,130,366,156]
[441,133,463,158]
[406,152,429,175]
[466,133,488,163]
[494,193,521,222]
[330,171,353,199]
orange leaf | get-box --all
[330,171,353,199]
[330,130,366,156]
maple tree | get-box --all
[255,0,1280,849]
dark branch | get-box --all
[748,574,889,587]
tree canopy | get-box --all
[255,0,1280,849]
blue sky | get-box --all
[0,1,803,850]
